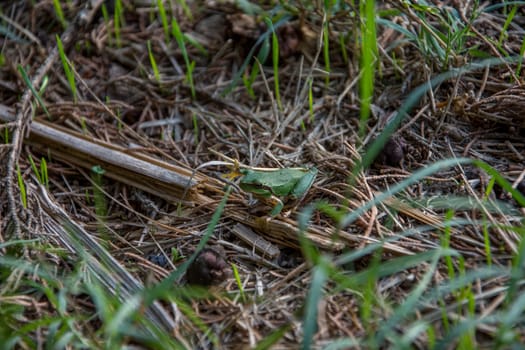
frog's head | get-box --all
[222,160,244,181]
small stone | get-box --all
[147,253,170,268]
[185,247,230,286]
[374,136,404,166]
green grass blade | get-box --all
[27,154,42,184]
[171,18,195,98]
[17,65,51,118]
[253,324,292,350]
[16,164,27,209]
[376,249,443,345]
[231,263,246,302]
[56,35,77,102]
[41,158,49,189]
[52,0,67,29]
[302,259,329,350]
[147,40,160,82]
[221,16,291,96]
[322,22,330,86]
[270,21,282,110]
[114,0,123,47]
[359,0,377,137]
[156,0,170,42]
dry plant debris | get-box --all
[0,0,524,348]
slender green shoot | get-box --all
[222,16,290,96]
[308,78,314,121]
[16,164,27,209]
[322,21,330,86]
[339,32,349,64]
[272,33,282,110]
[92,165,107,218]
[231,264,246,303]
[362,252,381,345]
[359,0,378,138]
[147,40,161,82]
[481,220,492,266]
[17,65,51,118]
[182,34,208,56]
[28,154,42,185]
[427,326,436,348]
[156,0,170,43]
[482,178,494,266]
[80,116,88,134]
[91,165,109,246]
[56,35,77,102]
[171,247,181,262]
[27,155,48,191]
[517,34,525,77]
[172,18,195,98]
[301,77,315,131]
[176,0,192,20]
[302,258,329,350]
[253,324,293,350]
[38,76,49,95]
[498,5,517,47]
[441,209,455,279]
[52,0,67,29]
[41,158,49,189]
[114,0,123,47]
[242,37,270,98]
[101,4,112,44]
[267,19,282,111]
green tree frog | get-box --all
[238,167,318,217]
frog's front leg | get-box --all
[268,195,285,217]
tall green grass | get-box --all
[91,165,109,247]
[269,19,282,110]
[17,65,50,118]
[0,172,235,348]
[28,155,49,189]
[16,164,27,209]
[56,35,77,102]
[359,0,378,137]
[289,51,525,348]
[52,0,67,29]
[147,40,161,82]
[171,18,195,98]
[156,0,170,43]
[114,0,124,47]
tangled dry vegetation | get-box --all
[0,0,524,348]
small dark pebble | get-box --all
[277,248,302,268]
[374,136,404,166]
[147,253,170,268]
[186,247,231,286]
